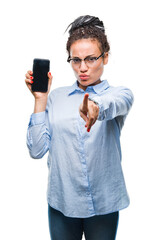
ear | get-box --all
[103,52,109,65]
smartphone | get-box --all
[32,58,50,92]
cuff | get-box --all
[28,111,46,126]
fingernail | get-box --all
[85,124,87,127]
[30,76,33,80]
[87,129,90,132]
[30,80,33,84]
[49,72,51,75]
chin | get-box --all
[79,79,91,85]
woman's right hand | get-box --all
[25,70,53,113]
[25,70,53,99]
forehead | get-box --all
[70,38,101,57]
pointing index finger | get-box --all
[83,93,89,109]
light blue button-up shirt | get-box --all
[27,80,134,218]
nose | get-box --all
[79,60,88,72]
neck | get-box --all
[77,79,101,91]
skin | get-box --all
[70,39,108,131]
[70,39,108,91]
[25,38,108,131]
[25,71,53,113]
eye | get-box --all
[85,57,97,63]
[72,58,81,64]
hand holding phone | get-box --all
[32,58,50,92]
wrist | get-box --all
[34,97,47,113]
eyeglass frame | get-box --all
[67,52,105,66]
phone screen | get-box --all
[32,58,50,92]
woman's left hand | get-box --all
[79,93,99,132]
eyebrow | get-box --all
[71,54,95,59]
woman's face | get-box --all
[69,38,108,91]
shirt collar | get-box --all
[68,80,110,95]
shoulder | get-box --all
[50,85,72,96]
[99,82,134,103]
[48,85,72,102]
[99,80,132,94]
[106,84,133,96]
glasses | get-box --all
[67,52,105,67]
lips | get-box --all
[79,74,89,80]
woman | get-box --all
[25,15,134,240]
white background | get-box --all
[0,0,159,239]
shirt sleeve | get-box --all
[89,86,134,129]
[26,99,52,159]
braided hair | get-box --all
[66,15,110,56]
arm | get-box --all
[94,86,134,121]
[79,86,134,131]
[27,110,51,159]
[25,70,53,159]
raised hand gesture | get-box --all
[79,93,99,132]
[25,70,53,113]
